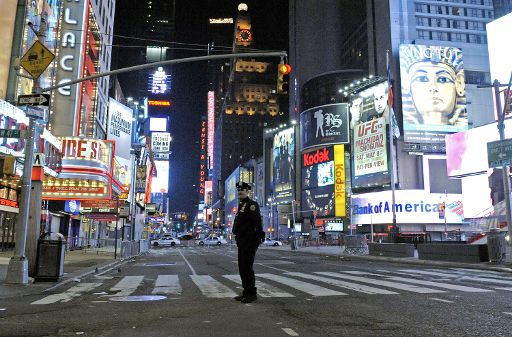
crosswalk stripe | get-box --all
[398,269,512,286]
[318,272,445,294]
[257,273,346,296]
[383,276,493,293]
[286,272,397,295]
[223,274,294,298]
[31,283,101,305]
[191,275,237,298]
[152,275,182,295]
[109,276,144,297]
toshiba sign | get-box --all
[303,147,331,167]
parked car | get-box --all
[263,238,283,246]
[197,236,228,246]
[153,237,181,247]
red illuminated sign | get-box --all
[303,147,331,167]
[0,198,18,208]
[148,100,172,107]
[198,119,207,199]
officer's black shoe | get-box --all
[241,295,257,303]
[233,295,244,301]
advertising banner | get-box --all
[351,190,464,224]
[399,44,467,143]
[353,118,388,176]
[301,146,335,217]
[151,132,171,153]
[272,127,295,203]
[333,145,346,217]
[151,160,169,194]
[108,98,133,160]
[300,103,349,151]
[135,166,147,193]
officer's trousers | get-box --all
[238,244,258,296]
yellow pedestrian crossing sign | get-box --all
[20,40,55,79]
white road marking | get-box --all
[503,312,512,316]
[495,287,512,291]
[152,275,182,295]
[257,273,346,296]
[384,276,493,293]
[429,297,454,303]
[191,275,237,298]
[178,248,197,275]
[109,276,144,297]
[399,269,512,286]
[32,283,101,305]
[319,272,444,294]
[223,274,294,298]
[282,328,299,336]
[287,272,397,295]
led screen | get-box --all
[399,44,467,143]
[317,161,334,187]
[271,127,295,203]
[300,103,349,151]
[149,117,167,132]
[151,160,169,194]
[325,221,343,232]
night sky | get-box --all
[113,1,288,218]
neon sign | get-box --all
[150,67,170,94]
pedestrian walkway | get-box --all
[0,247,122,299]
[28,267,512,305]
[260,244,512,273]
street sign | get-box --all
[0,129,26,139]
[19,40,55,79]
[119,205,130,218]
[33,153,45,167]
[153,152,169,160]
[17,94,50,107]
[24,106,48,122]
[487,138,512,168]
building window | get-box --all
[415,3,428,13]
[451,33,466,42]
[417,30,429,39]
[452,7,461,16]
[465,71,490,85]
[416,17,429,26]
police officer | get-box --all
[232,181,264,303]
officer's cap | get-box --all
[236,181,251,191]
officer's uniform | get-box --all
[232,182,264,302]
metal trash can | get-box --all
[487,229,506,264]
[35,233,67,281]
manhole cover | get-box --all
[109,295,167,302]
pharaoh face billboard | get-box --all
[300,103,349,151]
[272,127,295,203]
[399,44,467,143]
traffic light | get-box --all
[277,63,291,94]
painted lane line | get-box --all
[503,312,512,316]
[282,327,299,336]
[257,273,346,296]
[108,276,144,297]
[317,272,445,294]
[32,283,102,305]
[191,275,237,298]
[384,276,493,293]
[429,298,454,304]
[287,272,398,295]
[178,248,197,275]
[398,269,459,278]
[152,275,182,295]
[494,287,512,291]
[223,274,294,298]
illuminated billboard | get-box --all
[0,0,16,99]
[108,98,133,160]
[352,117,390,189]
[487,13,512,118]
[350,81,390,127]
[399,44,467,143]
[151,160,169,194]
[302,146,335,217]
[272,127,295,203]
[446,118,512,177]
[207,91,215,169]
[149,67,170,94]
[300,103,349,151]
[149,117,167,132]
[151,132,171,153]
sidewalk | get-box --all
[260,244,512,273]
[0,247,124,299]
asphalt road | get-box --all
[1,244,511,337]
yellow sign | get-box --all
[334,144,346,217]
[20,40,55,79]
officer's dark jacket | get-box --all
[232,197,264,246]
